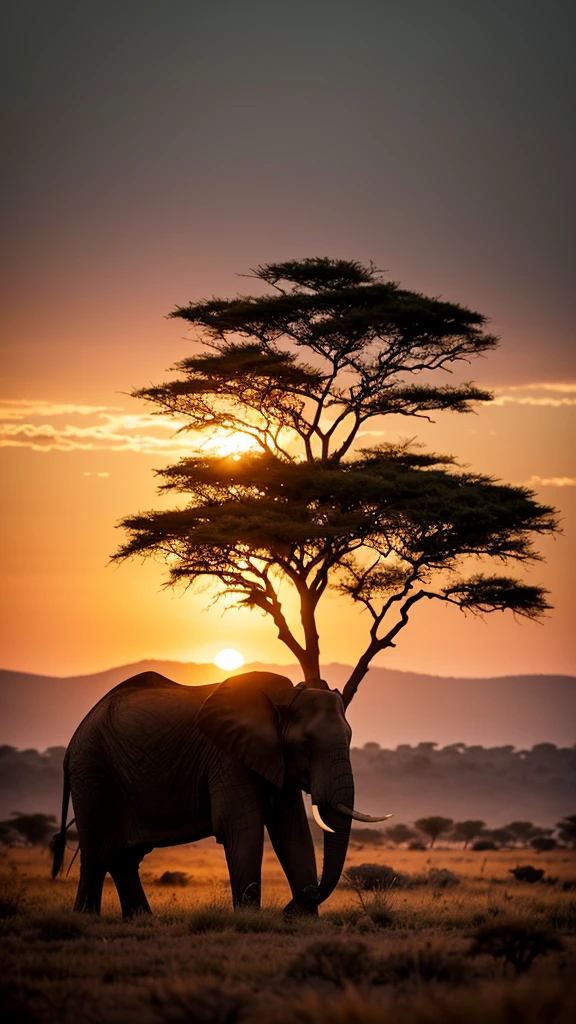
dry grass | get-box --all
[0,842,575,1022]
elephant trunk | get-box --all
[311,749,354,905]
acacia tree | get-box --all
[115,258,557,706]
[413,815,454,848]
[451,819,486,849]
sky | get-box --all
[1,0,575,679]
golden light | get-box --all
[202,430,259,458]
[214,648,245,671]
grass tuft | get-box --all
[0,874,27,918]
[32,909,89,941]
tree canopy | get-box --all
[115,258,558,703]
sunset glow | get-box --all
[0,2,573,685]
[201,429,261,458]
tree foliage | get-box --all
[413,816,454,847]
[114,258,558,701]
[556,815,576,848]
[0,812,57,846]
[451,820,486,848]
[385,824,417,846]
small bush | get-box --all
[344,863,399,891]
[469,918,562,974]
[509,865,544,884]
[427,867,460,889]
[472,840,497,851]
[157,870,190,886]
[408,840,426,850]
[288,939,377,988]
[374,944,469,985]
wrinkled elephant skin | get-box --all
[53,670,357,918]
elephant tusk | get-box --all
[312,804,335,833]
[335,803,393,823]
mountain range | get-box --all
[1,660,574,750]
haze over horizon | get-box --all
[1,659,574,752]
[1,0,574,681]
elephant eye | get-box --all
[300,740,313,759]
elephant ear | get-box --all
[195,672,294,787]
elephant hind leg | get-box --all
[74,858,106,914]
[109,848,152,919]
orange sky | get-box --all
[1,373,574,678]
[1,1,574,679]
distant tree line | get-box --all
[1,743,575,851]
[352,740,576,782]
[367,814,576,850]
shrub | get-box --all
[157,871,190,886]
[408,840,426,850]
[344,863,400,891]
[469,918,562,974]
[509,865,544,884]
[288,939,377,988]
[374,944,469,985]
[472,840,497,851]
[427,868,460,889]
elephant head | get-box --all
[196,671,389,906]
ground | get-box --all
[1,840,575,1023]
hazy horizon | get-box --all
[2,655,575,683]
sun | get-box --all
[202,429,259,458]
[214,648,245,671]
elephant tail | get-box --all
[51,755,75,879]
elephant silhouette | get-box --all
[52,670,387,916]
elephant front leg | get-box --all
[222,824,264,908]
[265,786,319,915]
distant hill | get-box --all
[0,660,574,750]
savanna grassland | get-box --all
[1,840,575,1023]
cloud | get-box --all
[0,421,192,454]
[490,383,576,407]
[0,399,194,454]
[500,383,576,392]
[525,475,576,488]
[1,384,574,455]
[0,400,120,421]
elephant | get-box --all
[52,669,388,917]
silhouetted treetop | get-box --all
[115,258,558,699]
